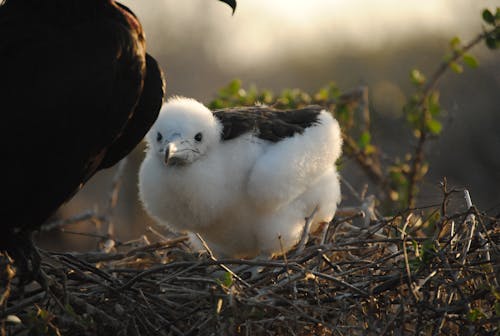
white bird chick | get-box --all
[139,97,342,258]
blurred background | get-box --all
[38,0,500,251]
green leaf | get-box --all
[492,288,500,301]
[314,88,329,101]
[468,309,479,321]
[227,79,242,94]
[335,105,350,123]
[449,61,463,74]
[468,308,486,321]
[257,90,274,104]
[449,36,461,50]
[412,240,420,257]
[427,91,440,116]
[482,9,495,25]
[364,144,376,155]
[462,54,479,68]
[421,239,436,264]
[410,69,426,86]
[37,307,50,320]
[209,98,224,109]
[486,35,499,50]
[358,131,371,150]
[218,271,233,287]
[442,53,452,63]
[314,82,340,102]
[389,169,406,186]
[426,119,442,135]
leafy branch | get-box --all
[210,8,500,212]
[402,8,500,208]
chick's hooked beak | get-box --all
[164,142,175,165]
[163,141,190,166]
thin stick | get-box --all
[295,206,319,255]
[401,214,420,301]
[461,190,477,263]
[42,210,96,231]
[195,233,252,289]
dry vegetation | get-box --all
[0,172,498,335]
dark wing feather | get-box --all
[99,53,165,169]
[218,0,237,14]
[213,106,323,142]
[0,0,162,237]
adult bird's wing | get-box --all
[0,1,162,235]
[98,4,165,171]
[215,105,341,211]
[98,54,165,170]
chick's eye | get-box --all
[156,132,163,142]
[194,132,203,142]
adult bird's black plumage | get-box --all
[218,0,237,14]
[0,0,165,272]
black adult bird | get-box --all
[0,0,237,275]
[0,0,167,273]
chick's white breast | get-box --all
[138,134,266,234]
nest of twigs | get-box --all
[1,188,499,336]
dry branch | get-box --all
[1,190,498,335]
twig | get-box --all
[342,135,391,195]
[462,190,477,258]
[295,206,318,255]
[42,210,97,232]
[195,233,253,289]
[401,214,420,301]
[106,158,128,212]
[406,27,498,208]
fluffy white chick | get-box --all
[138,97,342,258]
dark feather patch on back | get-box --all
[213,105,323,142]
